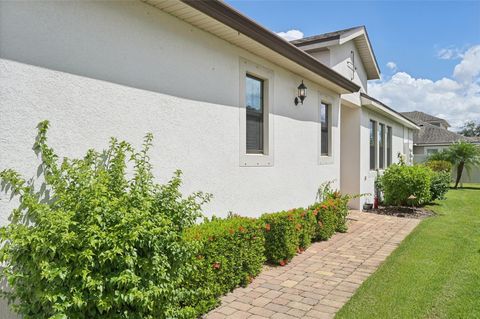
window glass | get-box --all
[387,126,392,166]
[320,103,329,156]
[246,75,264,153]
[370,120,377,170]
[379,124,385,169]
[427,148,439,154]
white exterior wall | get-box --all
[359,109,413,207]
[329,42,368,93]
[0,0,342,224]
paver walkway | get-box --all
[205,211,420,319]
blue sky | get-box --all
[227,0,480,130]
[226,0,480,81]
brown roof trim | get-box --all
[292,34,341,47]
[181,0,360,93]
[360,93,418,128]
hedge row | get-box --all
[184,194,351,316]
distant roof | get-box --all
[291,26,380,80]
[290,26,360,46]
[400,112,472,145]
[400,111,450,128]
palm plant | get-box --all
[447,141,480,188]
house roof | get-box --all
[360,93,420,130]
[400,111,450,128]
[143,0,360,94]
[291,26,381,80]
[400,112,472,145]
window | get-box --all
[246,74,264,154]
[427,148,439,155]
[387,126,392,166]
[369,120,377,170]
[320,102,330,156]
[379,123,385,169]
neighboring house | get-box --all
[401,111,480,183]
[0,0,419,225]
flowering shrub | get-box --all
[309,201,337,241]
[0,121,210,319]
[425,160,452,173]
[184,216,264,315]
[260,211,299,265]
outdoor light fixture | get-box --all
[294,80,307,105]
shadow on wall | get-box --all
[0,0,333,125]
[0,276,18,319]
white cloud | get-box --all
[453,45,480,83]
[369,45,480,131]
[437,47,464,60]
[276,29,304,41]
[386,62,397,71]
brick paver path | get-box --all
[205,211,420,319]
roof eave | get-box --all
[360,93,420,130]
[179,0,360,93]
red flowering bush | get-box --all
[184,216,264,315]
[309,200,338,241]
[260,208,316,265]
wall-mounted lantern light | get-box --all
[294,80,307,105]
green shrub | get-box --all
[425,160,452,173]
[184,216,265,315]
[309,201,337,241]
[260,211,299,265]
[430,171,451,201]
[315,182,356,233]
[379,164,432,206]
[293,208,316,251]
[0,121,210,319]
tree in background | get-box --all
[449,141,480,188]
[459,120,480,137]
[427,141,480,189]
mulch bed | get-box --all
[364,206,435,219]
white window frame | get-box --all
[318,93,334,165]
[239,58,274,167]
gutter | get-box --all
[360,93,420,130]
[181,0,361,93]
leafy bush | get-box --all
[379,164,432,206]
[0,121,210,319]
[425,160,452,173]
[315,182,354,233]
[260,211,299,265]
[309,202,337,240]
[293,208,316,251]
[184,216,264,315]
[430,171,451,201]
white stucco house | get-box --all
[0,0,419,226]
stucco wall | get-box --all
[0,0,343,224]
[329,42,368,93]
[359,109,412,207]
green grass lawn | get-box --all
[336,184,480,319]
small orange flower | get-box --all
[313,209,319,216]
[295,223,302,230]
[239,226,246,233]
[213,262,221,270]
[279,260,286,266]
[265,224,271,232]
[229,229,235,235]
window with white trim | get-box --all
[239,58,274,167]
